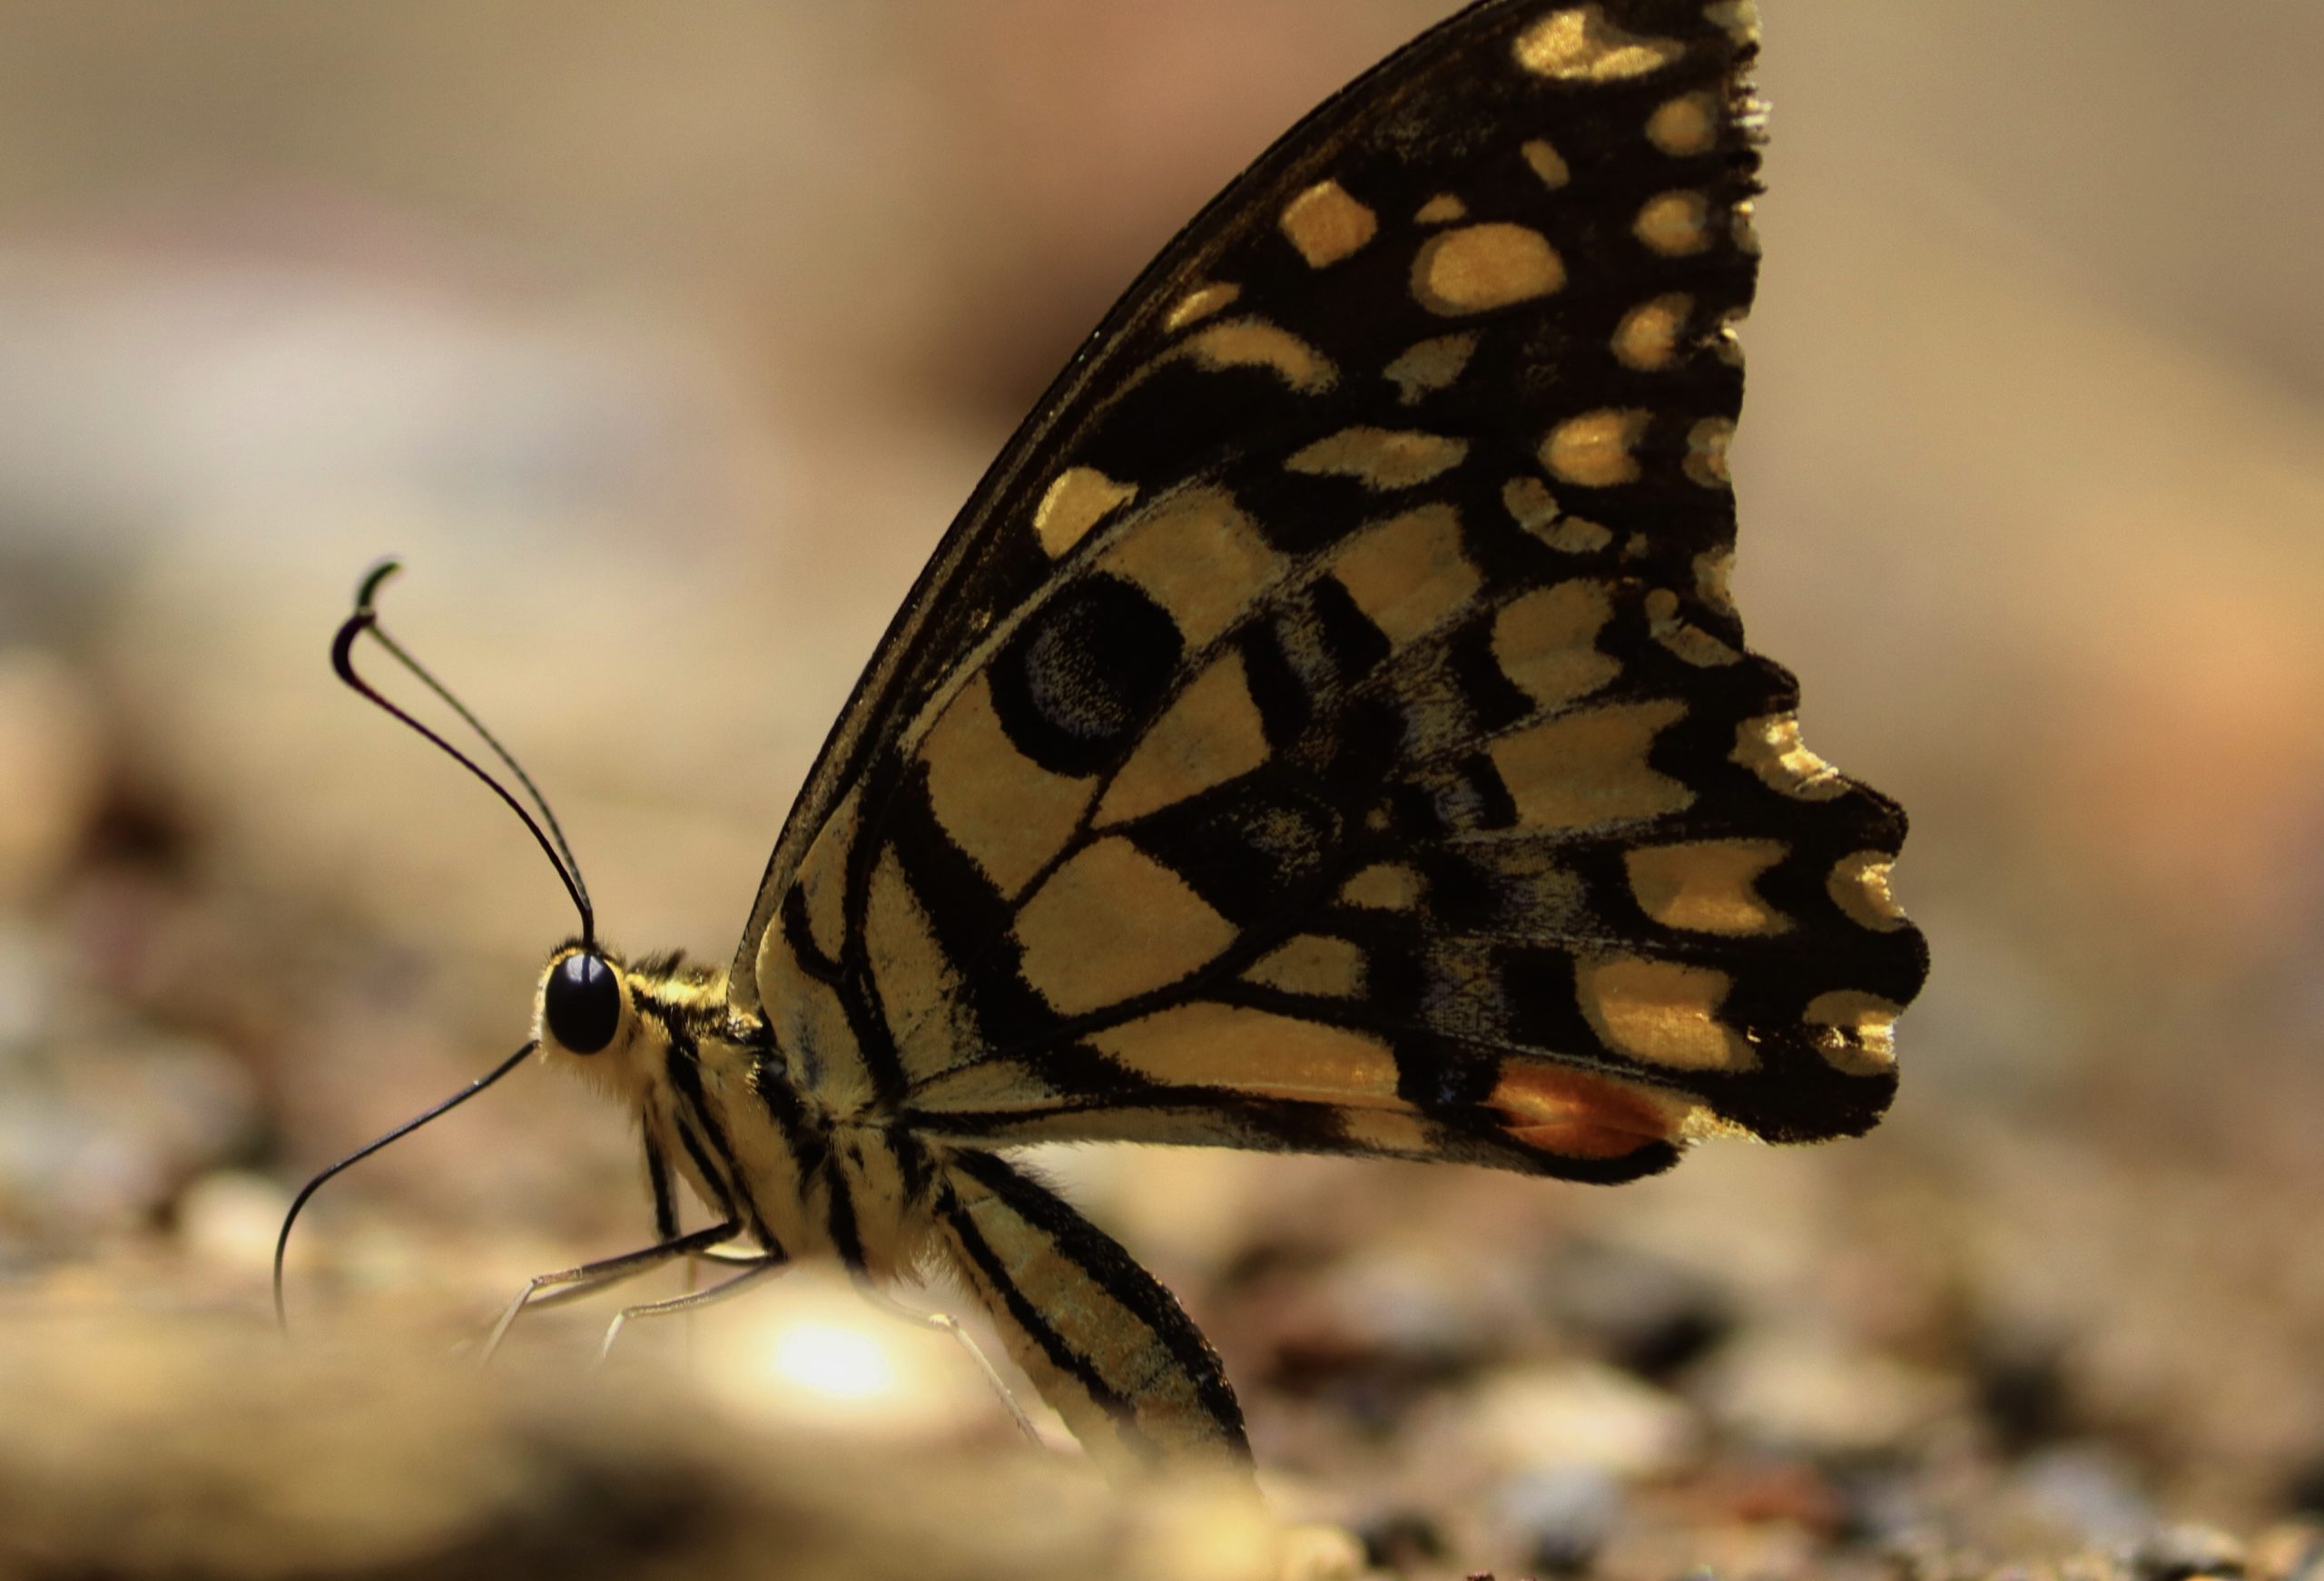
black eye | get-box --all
[546,952,621,1055]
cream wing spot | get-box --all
[1647,92,1720,156]
[1704,0,1762,43]
[1014,838,1236,1018]
[1287,427,1468,490]
[1577,955,1758,1072]
[1491,580,1620,711]
[1521,139,1572,190]
[1338,1109,1437,1155]
[1625,840,1790,936]
[1829,851,1910,932]
[1491,698,1694,830]
[1096,651,1270,827]
[1033,466,1139,557]
[1415,193,1468,224]
[1094,1002,1400,1104]
[1413,224,1565,316]
[1503,476,1559,532]
[1341,861,1423,910]
[1281,180,1379,268]
[1686,417,1735,488]
[1243,933,1366,999]
[1542,409,1650,488]
[1613,293,1692,371]
[921,673,1098,899]
[1805,990,1903,1076]
[1514,5,1688,83]
[1330,504,1482,646]
[1503,476,1613,553]
[1181,318,1337,393]
[1384,333,1478,403]
[1163,282,1240,332]
[1637,190,1713,256]
[1694,547,1737,616]
[1098,486,1287,648]
[1646,587,1741,667]
[1734,714,1850,801]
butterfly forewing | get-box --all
[744,0,1924,1189]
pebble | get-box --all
[2252,1524,2324,1581]
[176,1168,292,1277]
[2015,1444,2157,1549]
[1489,1464,1621,1576]
[1466,1360,1700,1479]
[1696,1327,1959,1458]
[2125,1525,2250,1581]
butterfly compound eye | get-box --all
[545,953,621,1055]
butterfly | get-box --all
[285,0,1926,1480]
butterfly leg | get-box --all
[848,1272,1045,1447]
[594,1253,791,1365]
[479,1220,741,1363]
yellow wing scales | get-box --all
[747,1,1918,1185]
[680,0,1929,1472]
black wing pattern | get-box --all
[739,0,1926,1192]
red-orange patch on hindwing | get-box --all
[1487,1064,1678,1159]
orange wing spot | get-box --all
[1489,1065,1676,1159]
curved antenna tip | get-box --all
[274,1038,538,1340]
[354,557,403,611]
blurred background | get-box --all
[1,3,2319,1577]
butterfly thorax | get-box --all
[534,943,938,1279]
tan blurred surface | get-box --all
[1,4,2319,1578]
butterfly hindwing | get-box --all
[931,1148,1245,1474]
[745,0,1925,1190]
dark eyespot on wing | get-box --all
[990,574,1185,778]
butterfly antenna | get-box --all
[272,1039,537,1335]
[331,558,596,943]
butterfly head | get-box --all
[529,940,653,1108]
[531,940,659,1105]
[532,940,725,1111]
[540,944,625,1058]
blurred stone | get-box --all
[0,648,103,903]
[177,1167,293,1279]
[1489,1465,1620,1577]
[2019,1444,2157,1548]
[2251,1523,2324,1581]
[1697,1328,1961,1458]
[1466,1361,1700,1480]
[2124,1526,2249,1581]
